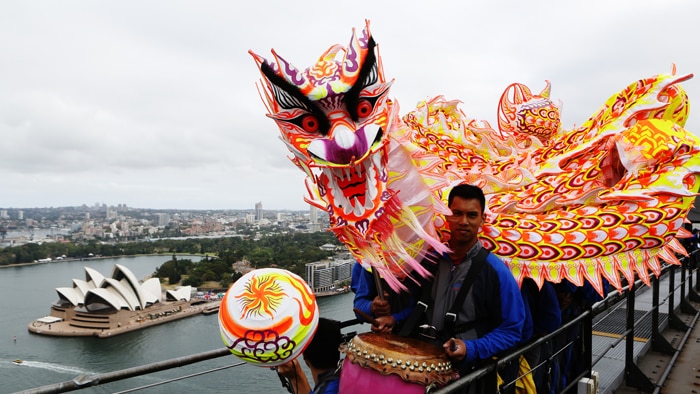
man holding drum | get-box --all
[377,184,527,380]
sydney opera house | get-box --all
[28,264,217,338]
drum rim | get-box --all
[343,332,457,386]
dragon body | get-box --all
[250,21,700,295]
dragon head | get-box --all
[250,22,451,290]
[250,21,395,225]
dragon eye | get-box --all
[301,115,319,133]
[356,100,373,118]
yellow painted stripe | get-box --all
[592,330,649,343]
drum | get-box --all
[339,332,457,393]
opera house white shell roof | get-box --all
[55,264,191,312]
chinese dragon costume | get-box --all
[249,20,700,296]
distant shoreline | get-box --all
[28,299,221,338]
[0,253,209,269]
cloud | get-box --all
[1,0,698,210]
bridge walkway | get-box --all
[593,267,700,394]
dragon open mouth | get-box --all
[322,151,384,217]
[308,124,386,217]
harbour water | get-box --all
[0,255,358,393]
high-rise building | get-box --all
[310,205,318,223]
[255,201,263,221]
[309,205,321,232]
[17,210,24,220]
[154,213,170,227]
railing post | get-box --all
[651,273,675,355]
[695,251,700,293]
[579,308,593,391]
[667,265,690,331]
[624,281,655,392]
[668,265,675,317]
[686,253,700,302]
[696,251,700,292]
[479,359,499,394]
[486,368,499,394]
[680,260,699,314]
[683,261,688,295]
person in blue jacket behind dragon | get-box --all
[350,260,415,333]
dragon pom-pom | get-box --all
[218,268,319,366]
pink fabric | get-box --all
[339,358,426,394]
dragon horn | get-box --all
[540,80,552,98]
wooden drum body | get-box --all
[339,332,457,393]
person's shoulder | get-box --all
[352,261,366,274]
[483,250,508,270]
[321,377,340,394]
[482,251,519,284]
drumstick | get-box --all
[354,307,380,326]
[372,268,385,301]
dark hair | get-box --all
[448,183,486,212]
[303,318,342,370]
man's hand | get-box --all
[370,292,391,316]
[370,315,395,334]
[443,338,467,361]
[275,359,311,394]
[276,359,303,379]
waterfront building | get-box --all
[28,264,215,338]
[305,256,353,294]
[53,264,188,312]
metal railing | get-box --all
[432,249,700,394]
[15,250,700,394]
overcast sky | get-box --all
[2,1,699,211]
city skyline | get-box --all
[0,201,311,211]
[1,200,331,249]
